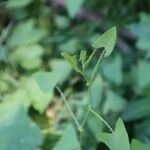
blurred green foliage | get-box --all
[0,0,150,149]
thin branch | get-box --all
[90,49,105,82]
[81,83,91,128]
[89,108,114,133]
[56,86,81,129]
[81,107,90,127]
[83,48,97,71]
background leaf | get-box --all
[66,0,84,18]
[49,59,72,83]
[6,0,32,9]
[7,20,47,48]
[33,72,61,93]
[91,75,103,109]
[53,124,80,150]
[0,101,43,150]
[136,60,150,89]
[103,90,127,115]
[101,54,123,85]
[131,139,150,150]
[25,78,52,113]
[10,44,44,70]
[121,99,150,121]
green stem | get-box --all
[81,107,90,127]
[89,107,114,133]
[91,49,105,82]
[83,48,97,71]
[56,86,81,129]
[81,83,92,128]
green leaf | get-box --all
[3,89,31,109]
[79,50,87,66]
[6,0,32,8]
[33,71,61,93]
[50,59,72,83]
[101,54,123,85]
[0,47,7,62]
[0,101,43,150]
[136,61,150,89]
[61,52,82,73]
[103,90,127,115]
[53,124,80,150]
[92,26,117,57]
[91,75,103,109]
[87,110,104,135]
[121,99,150,121]
[7,20,47,48]
[9,44,44,70]
[96,118,130,150]
[129,13,150,52]
[59,39,78,54]
[66,0,84,18]
[131,139,150,150]
[55,15,70,29]
[25,78,52,113]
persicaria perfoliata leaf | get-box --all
[96,118,130,150]
[92,26,117,57]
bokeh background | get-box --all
[0,0,150,149]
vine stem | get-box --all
[81,107,90,127]
[56,86,81,130]
[89,107,114,133]
[83,48,97,71]
[91,49,105,82]
[81,50,105,128]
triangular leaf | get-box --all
[66,0,84,18]
[33,71,61,93]
[0,101,43,150]
[92,27,117,57]
[96,118,130,150]
[53,124,80,150]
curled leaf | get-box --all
[61,52,82,73]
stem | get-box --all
[91,49,105,82]
[81,83,92,128]
[83,48,97,71]
[56,86,81,129]
[81,107,90,127]
[89,107,114,133]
